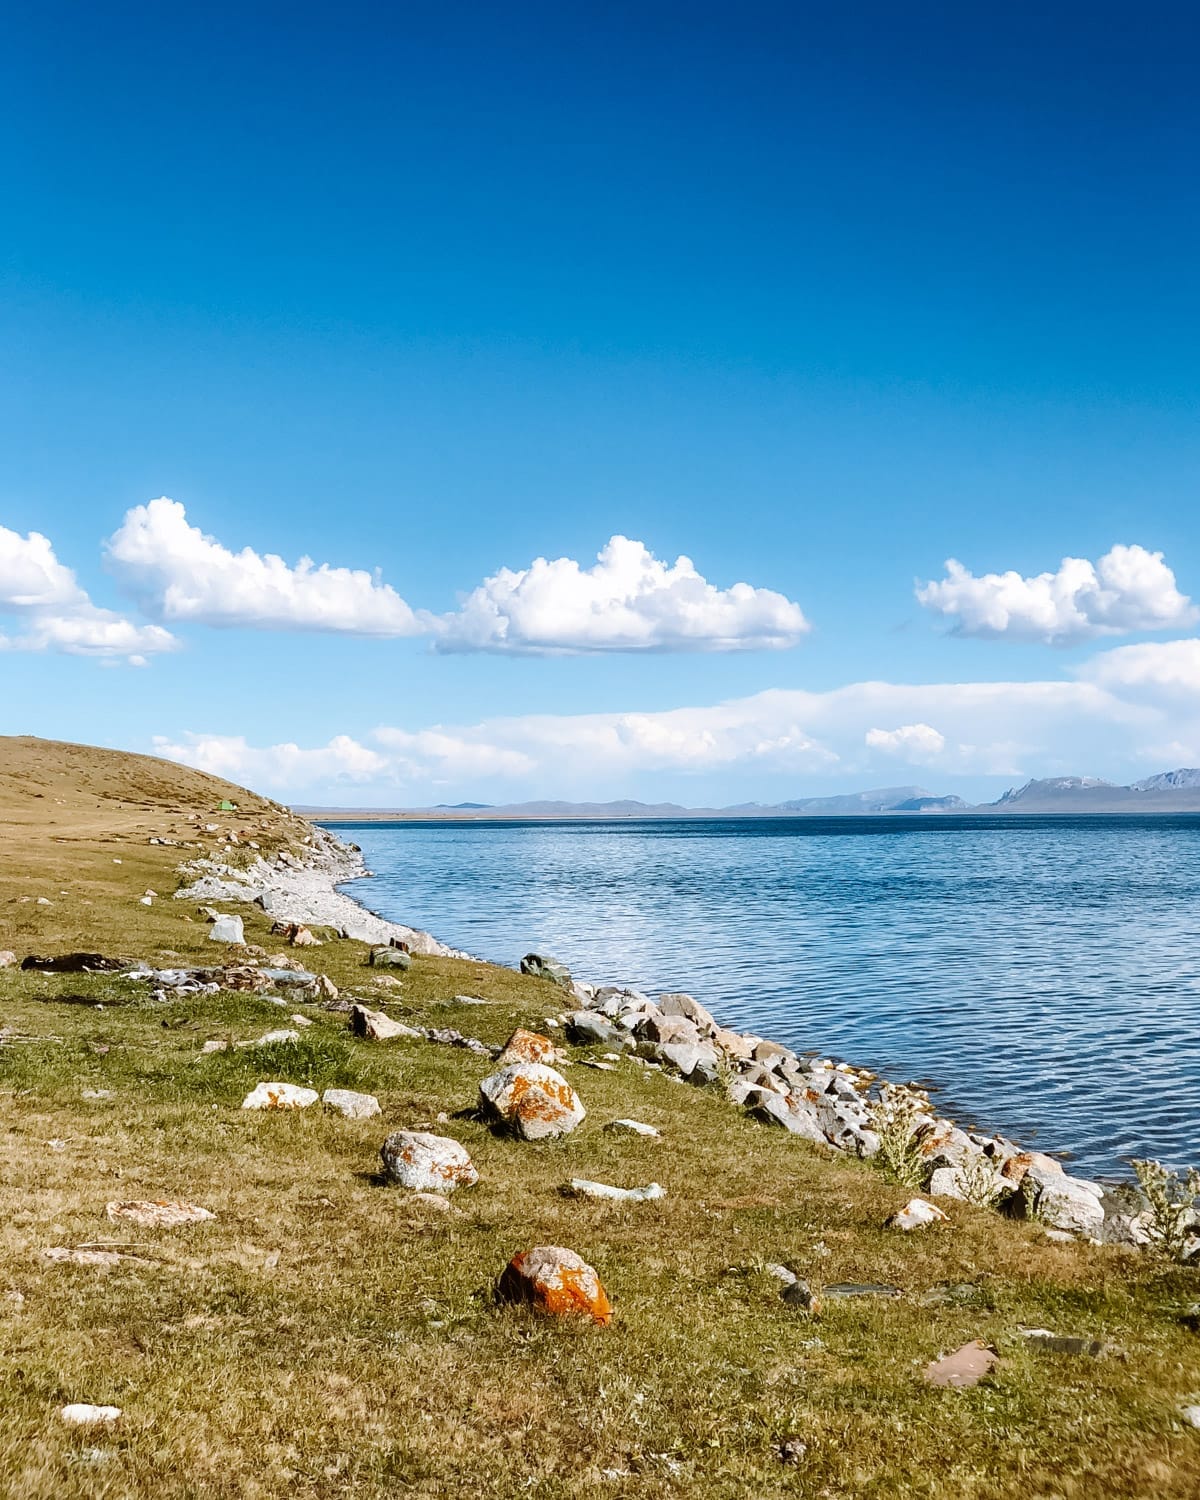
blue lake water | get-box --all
[326,815,1200,1179]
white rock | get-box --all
[380,1131,479,1193]
[290,1013,313,1027]
[565,1178,667,1203]
[604,1119,661,1138]
[241,1081,319,1110]
[349,1004,420,1041]
[36,896,52,905]
[43,1247,126,1267]
[60,1404,121,1426]
[1181,1405,1200,1430]
[200,1039,229,1055]
[886,1197,949,1231]
[209,914,245,944]
[322,1088,381,1120]
[105,1200,215,1227]
[405,1191,455,1212]
[1019,1168,1105,1238]
[928,1166,968,1201]
[239,1029,300,1048]
[138,896,153,906]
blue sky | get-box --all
[3,1,1199,805]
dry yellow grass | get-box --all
[1,735,1199,1498]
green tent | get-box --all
[218,799,237,812]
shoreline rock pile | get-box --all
[542,957,1149,1247]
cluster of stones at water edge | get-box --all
[171,824,462,956]
[521,952,1157,1249]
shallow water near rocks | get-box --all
[328,814,1200,1179]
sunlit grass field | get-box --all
[1,737,1199,1497]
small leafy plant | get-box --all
[1131,1158,1200,1261]
[956,1151,1010,1211]
[868,1082,932,1188]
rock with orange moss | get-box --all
[495,1245,611,1324]
[478,1062,585,1141]
[380,1130,479,1193]
[495,1028,561,1068]
[241,1081,319,1110]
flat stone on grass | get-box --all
[604,1118,660,1138]
[105,1200,215,1228]
[923,1341,1000,1389]
[563,1179,666,1203]
[323,1087,382,1120]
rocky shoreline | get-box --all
[174,823,463,957]
[175,824,1180,1256]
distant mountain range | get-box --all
[302,769,1200,820]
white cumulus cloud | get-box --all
[865,723,946,760]
[108,498,429,636]
[434,534,810,653]
[0,523,176,664]
[916,544,1197,643]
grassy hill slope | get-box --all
[1,737,1198,1498]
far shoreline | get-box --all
[305,808,1200,823]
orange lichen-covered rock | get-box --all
[495,1245,611,1324]
[380,1131,479,1194]
[495,1028,561,1067]
[999,1150,1065,1185]
[478,1063,585,1141]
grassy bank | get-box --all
[1,737,1198,1498]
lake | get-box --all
[324,815,1200,1179]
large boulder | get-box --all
[635,1013,700,1047]
[648,1039,720,1080]
[369,947,412,971]
[495,1028,560,1067]
[520,953,573,990]
[565,1012,629,1049]
[1014,1166,1105,1238]
[747,1088,827,1142]
[656,993,717,1033]
[380,1131,479,1193]
[495,1245,611,1324]
[208,915,245,944]
[478,1062,585,1140]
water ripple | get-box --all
[333,814,1200,1178]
